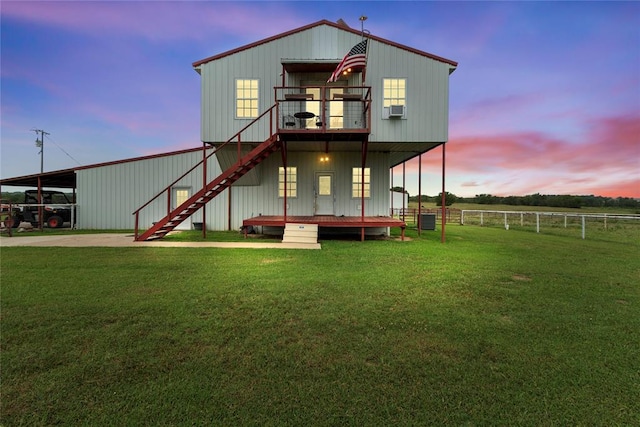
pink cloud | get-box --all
[398,113,640,197]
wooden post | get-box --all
[37,176,43,230]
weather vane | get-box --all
[359,15,368,37]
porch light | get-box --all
[319,155,330,162]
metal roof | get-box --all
[0,146,204,189]
[0,169,77,189]
[192,19,458,70]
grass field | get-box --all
[1,225,638,425]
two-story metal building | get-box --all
[1,19,457,241]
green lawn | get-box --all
[2,225,638,425]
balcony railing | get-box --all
[274,86,371,135]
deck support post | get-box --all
[390,167,394,215]
[202,141,207,239]
[402,162,406,223]
[227,186,232,231]
[360,139,368,242]
[418,153,422,236]
[282,141,288,223]
[441,143,446,243]
[37,176,43,230]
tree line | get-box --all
[404,191,639,209]
[1,191,74,204]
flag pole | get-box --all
[359,15,369,84]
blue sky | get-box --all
[1,1,638,198]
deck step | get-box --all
[282,223,318,244]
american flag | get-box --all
[327,39,368,83]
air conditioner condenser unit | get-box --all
[389,105,405,117]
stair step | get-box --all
[139,136,280,241]
[282,223,318,244]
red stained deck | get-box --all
[242,215,406,241]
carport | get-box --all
[0,169,77,230]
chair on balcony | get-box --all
[283,115,296,128]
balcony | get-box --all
[275,86,371,141]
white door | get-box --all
[315,172,334,215]
[172,187,192,230]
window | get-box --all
[236,79,258,118]
[174,189,189,206]
[278,167,297,198]
[383,78,406,108]
[352,167,370,198]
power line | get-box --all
[44,133,82,166]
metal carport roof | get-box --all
[0,168,77,189]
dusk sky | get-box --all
[1,1,638,198]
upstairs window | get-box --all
[236,79,259,118]
[383,78,406,107]
[278,167,297,198]
[352,167,370,198]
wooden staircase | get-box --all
[135,135,280,241]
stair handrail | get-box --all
[133,104,276,238]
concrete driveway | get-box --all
[0,233,321,249]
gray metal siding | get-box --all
[76,152,225,230]
[226,151,390,230]
[199,25,452,145]
[200,26,373,143]
[75,148,390,231]
[366,40,451,143]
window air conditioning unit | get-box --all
[389,105,405,117]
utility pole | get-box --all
[33,129,49,173]
[32,129,49,230]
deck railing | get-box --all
[275,86,371,134]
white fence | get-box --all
[460,210,640,240]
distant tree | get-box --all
[0,192,24,203]
[475,194,500,205]
[436,191,458,206]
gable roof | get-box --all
[192,19,458,69]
